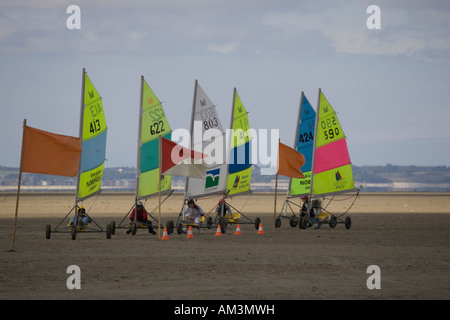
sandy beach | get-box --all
[1,191,449,300]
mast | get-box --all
[184,79,198,201]
[135,75,144,205]
[309,88,321,201]
[226,87,237,195]
[287,91,304,197]
[75,68,85,206]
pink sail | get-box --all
[313,138,351,174]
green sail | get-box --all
[137,79,172,198]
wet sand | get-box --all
[1,192,449,300]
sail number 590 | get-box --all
[320,116,341,140]
[324,127,340,140]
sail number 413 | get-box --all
[90,119,101,134]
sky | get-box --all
[1,0,449,169]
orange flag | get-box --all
[21,125,82,177]
[277,142,306,179]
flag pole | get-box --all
[273,138,280,233]
[10,119,27,252]
[158,135,162,240]
[273,174,278,233]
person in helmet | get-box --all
[184,199,205,232]
[300,196,310,218]
[215,198,232,218]
[70,206,90,229]
[127,201,156,234]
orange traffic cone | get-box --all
[161,227,170,240]
[234,224,242,235]
[186,226,194,238]
[215,225,223,236]
[257,223,265,235]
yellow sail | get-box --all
[77,71,107,200]
[226,90,252,196]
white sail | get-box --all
[185,80,227,199]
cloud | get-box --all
[260,1,450,61]
[207,42,239,54]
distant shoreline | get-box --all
[1,190,449,197]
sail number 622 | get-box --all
[150,120,165,135]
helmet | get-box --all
[136,201,143,207]
[187,199,195,205]
[77,206,85,213]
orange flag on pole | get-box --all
[277,142,306,179]
[21,125,82,177]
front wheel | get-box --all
[275,218,281,228]
[345,216,352,229]
[109,221,116,235]
[166,220,174,234]
[177,223,183,234]
[71,227,77,240]
[45,224,51,239]
[329,216,337,228]
[299,217,308,229]
[254,217,261,230]
[106,223,112,239]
